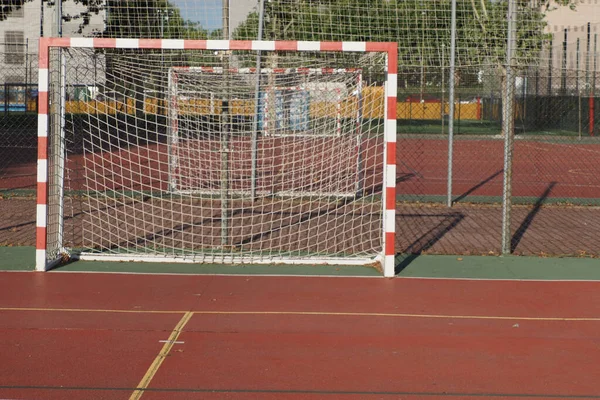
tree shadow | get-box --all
[395,211,464,274]
[510,181,556,253]
[453,169,503,204]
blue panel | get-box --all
[289,91,309,131]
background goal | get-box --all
[36,38,397,276]
[168,66,364,196]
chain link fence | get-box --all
[0,44,38,193]
[227,0,600,262]
[1,0,599,267]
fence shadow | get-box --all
[511,181,556,252]
[395,211,464,274]
[453,169,503,204]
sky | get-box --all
[169,0,223,31]
[168,0,257,33]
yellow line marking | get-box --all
[129,311,193,400]
[193,310,600,322]
[0,307,178,314]
[0,307,599,322]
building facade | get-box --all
[1,0,104,86]
[545,0,600,71]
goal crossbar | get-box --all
[36,38,398,277]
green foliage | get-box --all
[103,0,207,39]
[1,0,104,34]
[1,0,209,38]
[100,1,210,99]
[233,0,573,70]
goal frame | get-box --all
[36,38,398,277]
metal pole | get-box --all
[562,29,568,95]
[251,0,266,199]
[595,34,598,96]
[56,0,62,37]
[587,23,593,137]
[593,33,598,136]
[420,7,426,103]
[223,0,229,39]
[48,0,66,258]
[587,23,591,91]
[221,0,230,248]
[441,43,445,134]
[592,33,598,97]
[25,39,28,97]
[548,37,553,95]
[58,0,66,253]
[501,0,517,255]
[160,11,163,37]
[40,0,44,37]
[577,38,581,139]
[576,38,580,94]
[446,0,456,207]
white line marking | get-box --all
[158,340,184,344]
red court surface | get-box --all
[3,137,600,200]
[1,272,600,399]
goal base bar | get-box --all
[170,189,359,198]
[77,252,381,267]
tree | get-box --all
[99,0,212,116]
[1,0,104,34]
[103,0,207,39]
[1,0,207,36]
[233,0,576,88]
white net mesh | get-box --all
[45,44,389,266]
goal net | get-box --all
[168,66,363,196]
[37,38,397,276]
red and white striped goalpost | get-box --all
[36,38,398,277]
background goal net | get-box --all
[37,38,397,276]
[168,66,364,196]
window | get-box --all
[1,0,24,18]
[4,31,25,65]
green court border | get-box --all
[2,246,599,280]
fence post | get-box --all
[548,37,553,96]
[562,29,568,95]
[446,0,457,207]
[3,83,7,116]
[577,38,582,139]
[592,33,597,136]
[585,22,594,136]
[251,0,265,199]
[501,0,517,255]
